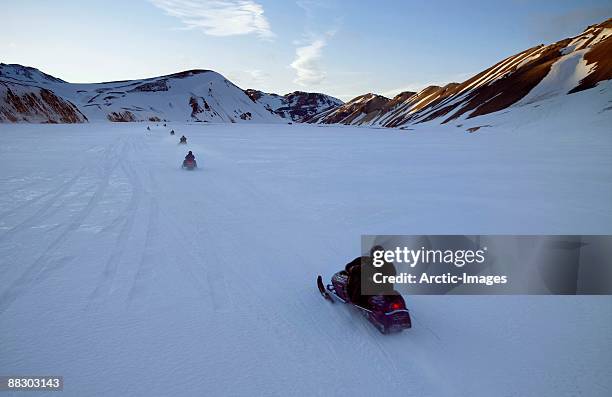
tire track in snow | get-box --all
[0,140,122,240]
[154,213,212,303]
[157,205,227,311]
[192,223,233,313]
[0,166,89,239]
[87,147,143,308]
[176,217,331,364]
[0,140,123,314]
[0,178,69,220]
[97,210,128,234]
[127,168,162,305]
[124,138,220,307]
[0,146,101,220]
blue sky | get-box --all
[2,0,610,100]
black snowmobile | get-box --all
[317,272,411,334]
[179,136,187,144]
[170,129,175,135]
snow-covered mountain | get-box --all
[308,91,415,125]
[0,80,88,123]
[2,18,609,126]
[244,89,343,122]
[0,64,86,123]
[0,65,283,123]
[311,18,612,127]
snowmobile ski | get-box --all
[317,275,334,303]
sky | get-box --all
[2,0,610,101]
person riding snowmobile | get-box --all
[345,245,396,308]
[182,151,197,169]
[179,135,187,143]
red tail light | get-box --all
[390,302,402,310]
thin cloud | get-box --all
[150,0,274,39]
[290,0,340,87]
[290,38,327,86]
[296,0,333,19]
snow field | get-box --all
[1,120,611,396]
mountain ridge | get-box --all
[310,18,611,127]
[0,65,284,124]
[244,89,343,122]
[1,18,610,125]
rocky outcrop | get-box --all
[107,111,136,122]
[245,89,343,122]
[568,19,612,93]
[130,80,169,92]
[0,81,87,123]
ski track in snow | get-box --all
[0,118,611,396]
[127,168,162,305]
[87,151,142,308]
[0,139,126,314]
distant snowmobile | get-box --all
[179,135,187,144]
[170,130,175,135]
[317,272,411,334]
[182,151,197,170]
[146,126,151,131]
[182,158,197,170]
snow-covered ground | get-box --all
[1,118,611,396]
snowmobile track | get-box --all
[88,144,144,308]
[0,141,124,314]
[127,169,163,304]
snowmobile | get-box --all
[179,136,187,144]
[182,158,197,170]
[170,130,175,135]
[317,272,411,334]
